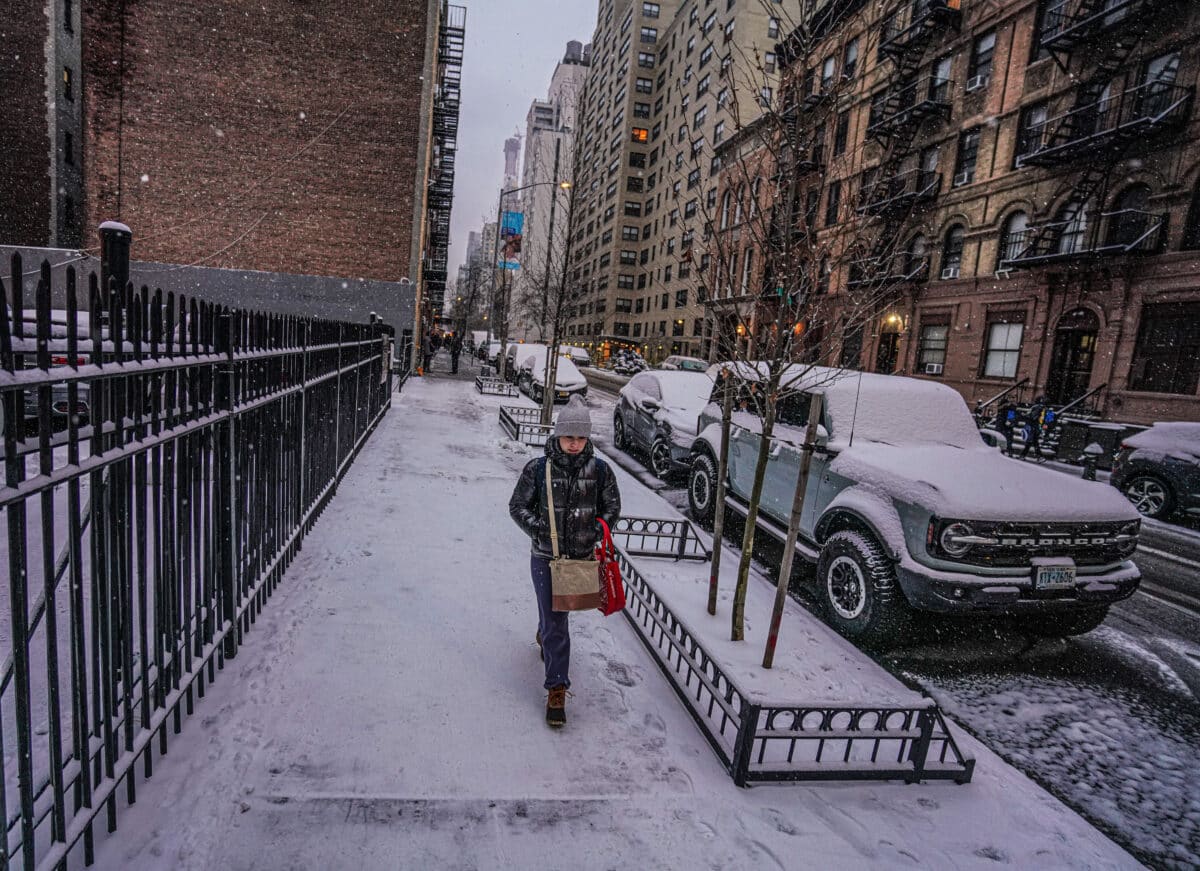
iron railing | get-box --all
[498,405,553,447]
[474,375,518,397]
[878,0,962,59]
[856,169,942,217]
[615,542,974,785]
[0,254,391,869]
[867,76,954,137]
[611,516,710,561]
[1040,0,1168,53]
[1000,209,1168,269]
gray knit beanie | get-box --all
[554,395,592,438]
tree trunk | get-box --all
[707,372,735,615]
[541,342,560,426]
[762,394,823,668]
[730,397,777,642]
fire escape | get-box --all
[423,3,466,312]
[1001,0,1190,269]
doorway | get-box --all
[874,330,900,374]
[1046,308,1099,406]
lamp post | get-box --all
[492,178,572,382]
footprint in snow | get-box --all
[974,846,1010,863]
[604,661,639,687]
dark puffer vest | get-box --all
[509,438,621,560]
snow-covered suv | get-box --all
[687,365,1142,642]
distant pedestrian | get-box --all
[1020,397,1048,459]
[508,396,621,727]
[450,335,463,374]
[998,402,1018,454]
[422,333,435,374]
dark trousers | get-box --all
[530,556,570,690]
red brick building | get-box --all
[3,0,458,317]
[715,0,1200,426]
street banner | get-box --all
[499,210,524,270]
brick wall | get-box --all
[0,5,52,246]
[81,0,431,281]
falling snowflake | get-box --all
[140,174,149,183]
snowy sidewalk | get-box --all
[92,378,1140,870]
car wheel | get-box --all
[1024,607,1109,638]
[650,438,673,479]
[1122,474,1175,520]
[613,414,627,450]
[817,530,909,645]
[533,384,543,404]
[688,452,718,528]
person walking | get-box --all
[508,396,621,727]
[1020,396,1048,460]
[450,334,463,374]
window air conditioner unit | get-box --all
[940,266,960,280]
[953,170,974,187]
[965,74,988,92]
[924,362,944,376]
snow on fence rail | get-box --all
[613,516,710,561]
[498,405,553,447]
[0,253,393,869]
[613,535,974,786]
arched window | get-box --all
[999,211,1029,266]
[907,233,928,276]
[733,184,745,224]
[720,191,731,229]
[1056,201,1088,255]
[749,178,761,218]
[1107,184,1151,248]
[941,224,965,277]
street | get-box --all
[583,379,1200,870]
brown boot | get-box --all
[546,685,567,727]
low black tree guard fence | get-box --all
[475,375,518,397]
[613,522,975,786]
[498,405,553,447]
[0,253,392,868]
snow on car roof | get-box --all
[1124,422,1200,463]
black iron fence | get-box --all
[0,253,391,869]
[498,405,552,447]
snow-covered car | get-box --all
[687,364,1142,642]
[1110,422,1200,520]
[613,370,714,477]
[515,346,588,404]
[561,345,593,367]
[659,354,708,372]
[17,309,93,433]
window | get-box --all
[641,26,658,43]
[627,175,644,192]
[696,73,710,96]
[620,250,638,265]
[702,11,717,34]
[62,66,73,101]
[1030,0,1053,63]
[63,130,74,165]
[824,180,841,227]
[969,32,996,85]
[764,52,776,73]
[720,190,731,229]
[687,168,700,189]
[740,249,753,295]
[693,106,707,128]
[820,55,837,90]
[1130,302,1200,394]
[613,322,631,337]
[706,188,717,209]
[638,52,655,68]
[768,17,779,38]
[634,323,643,337]
[699,45,714,67]
[713,121,725,145]
[942,225,965,275]
[709,155,721,175]
[720,54,732,77]
[636,77,653,94]
[629,151,646,168]
[1057,201,1088,255]
[636,298,645,314]
[842,38,859,79]
[622,225,640,241]
[634,101,651,118]
[955,128,980,185]
[631,127,649,143]
[1106,185,1151,248]
[616,295,634,310]
[643,1,660,17]
[673,320,685,336]
[694,318,704,336]
[675,289,687,306]
[759,86,773,108]
[833,111,849,155]
[917,321,949,373]
[1015,102,1048,164]
[999,211,1029,266]
[687,35,696,55]
[983,315,1025,379]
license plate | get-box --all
[1035,565,1076,590]
[557,392,569,399]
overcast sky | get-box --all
[446,0,599,280]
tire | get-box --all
[533,384,543,404]
[1024,607,1109,638]
[613,414,627,451]
[688,452,718,527]
[817,530,909,645]
[1122,474,1175,520]
[650,438,673,479]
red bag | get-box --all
[595,518,626,616]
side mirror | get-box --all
[814,424,830,448]
[641,397,661,412]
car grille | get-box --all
[933,520,1136,568]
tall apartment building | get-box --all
[565,0,800,364]
[742,0,1199,425]
[2,0,461,334]
[510,41,591,340]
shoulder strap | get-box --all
[544,459,561,559]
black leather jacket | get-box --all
[509,438,621,560]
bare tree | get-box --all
[673,5,938,650]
